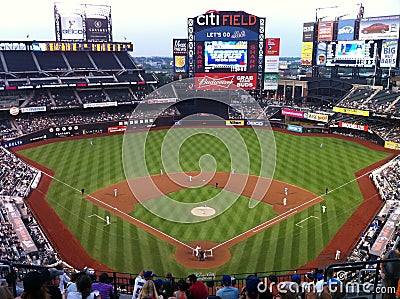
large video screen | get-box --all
[326,40,377,67]
[204,41,248,72]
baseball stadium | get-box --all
[1,3,400,299]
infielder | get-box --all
[189,175,192,182]
[114,188,118,197]
[284,187,288,195]
[283,197,287,206]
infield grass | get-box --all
[18,129,390,275]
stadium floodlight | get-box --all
[315,5,338,22]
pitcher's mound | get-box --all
[191,206,216,217]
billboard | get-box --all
[359,15,400,40]
[318,21,334,41]
[303,22,315,42]
[326,40,377,67]
[304,112,329,123]
[338,121,368,131]
[263,73,278,90]
[86,17,109,42]
[265,56,279,72]
[337,19,356,40]
[316,42,327,66]
[266,38,280,56]
[301,42,313,66]
[333,107,370,116]
[281,108,304,118]
[380,39,398,68]
[188,11,265,90]
[194,73,257,90]
[60,15,84,40]
[173,39,188,77]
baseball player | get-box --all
[284,187,288,195]
[322,205,326,214]
[106,216,110,225]
[283,197,287,206]
[114,188,118,197]
[189,175,192,182]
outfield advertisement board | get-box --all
[384,141,400,150]
[380,39,398,68]
[281,108,304,118]
[338,122,369,131]
[287,124,303,133]
[301,42,313,66]
[333,107,370,116]
[86,17,110,42]
[337,19,356,41]
[60,15,84,40]
[318,21,334,41]
[266,38,280,56]
[226,120,244,126]
[303,22,315,42]
[304,112,329,123]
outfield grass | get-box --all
[19,129,390,275]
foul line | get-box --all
[295,216,318,228]
[38,171,193,251]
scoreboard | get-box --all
[31,41,133,52]
[188,11,265,90]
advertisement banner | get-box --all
[333,107,370,116]
[287,124,303,133]
[264,56,279,72]
[318,21,334,41]
[338,122,368,131]
[263,73,278,90]
[174,55,188,73]
[303,22,315,42]
[380,39,398,68]
[246,120,264,126]
[226,120,244,126]
[108,125,127,133]
[60,15,84,40]
[194,73,257,90]
[86,18,109,42]
[301,42,313,66]
[266,38,280,56]
[173,39,188,54]
[304,112,329,123]
[316,42,327,66]
[337,19,356,40]
[83,102,117,108]
[282,108,304,118]
[384,141,400,150]
[21,106,47,113]
[359,15,400,40]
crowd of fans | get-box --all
[0,147,58,267]
[372,155,400,201]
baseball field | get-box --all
[17,127,392,276]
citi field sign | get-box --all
[193,10,260,32]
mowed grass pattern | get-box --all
[19,129,390,275]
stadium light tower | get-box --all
[315,5,338,22]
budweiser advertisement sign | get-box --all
[194,73,258,90]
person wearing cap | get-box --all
[243,276,260,299]
[315,273,324,298]
[19,271,50,299]
[132,270,147,299]
[216,275,239,299]
[46,267,65,299]
[187,274,208,299]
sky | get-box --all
[0,0,399,57]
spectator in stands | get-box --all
[67,273,97,299]
[187,274,208,299]
[6,271,24,297]
[66,271,86,298]
[92,272,114,299]
[174,279,189,299]
[163,272,176,298]
[45,268,64,299]
[381,242,400,299]
[241,276,260,299]
[138,280,158,299]
[132,270,146,299]
[154,279,165,299]
[56,264,71,294]
[19,270,50,299]
[216,275,239,299]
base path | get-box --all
[87,172,323,269]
